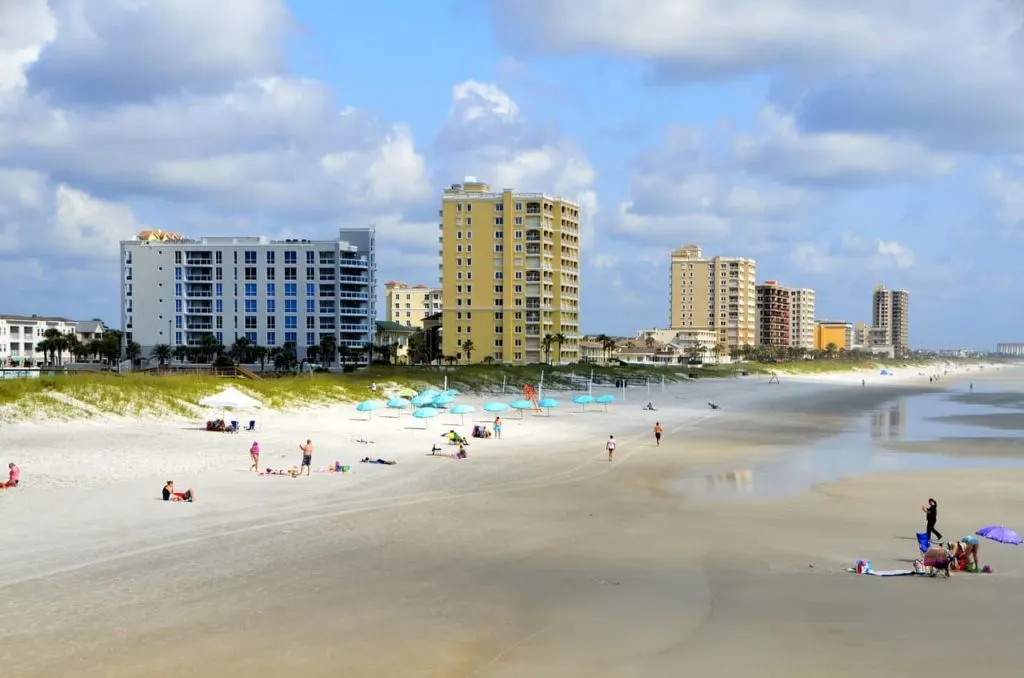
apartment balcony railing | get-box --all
[339,275,369,283]
[319,275,337,282]
[338,292,369,300]
[185,274,213,282]
[339,258,369,268]
[339,324,369,332]
[185,307,213,315]
[185,324,213,330]
[184,289,213,298]
[185,258,213,266]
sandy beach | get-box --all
[3,361,1023,677]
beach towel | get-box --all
[846,568,917,576]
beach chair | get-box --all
[245,420,256,431]
[916,532,931,554]
[228,420,240,433]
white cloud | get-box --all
[591,254,618,269]
[733,106,955,184]
[789,236,916,274]
[984,167,1024,231]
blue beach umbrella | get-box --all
[412,406,440,428]
[595,394,616,411]
[538,398,559,416]
[510,399,534,418]
[433,394,455,407]
[449,403,476,424]
[419,389,441,399]
[483,402,509,413]
[356,400,383,419]
[386,397,410,415]
[443,389,461,397]
[411,394,434,407]
[573,394,594,409]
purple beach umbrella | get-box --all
[976,525,1023,545]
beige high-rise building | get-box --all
[440,178,581,364]
[789,287,816,349]
[669,245,756,350]
[384,281,442,328]
[871,284,909,355]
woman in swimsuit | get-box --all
[162,481,195,502]
[949,536,980,571]
[249,441,260,473]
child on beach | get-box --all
[249,441,260,473]
[2,462,19,489]
[494,417,502,439]
[606,435,616,462]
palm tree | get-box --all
[644,335,655,349]
[35,338,55,365]
[712,343,725,363]
[594,333,609,361]
[444,355,457,366]
[541,333,554,364]
[319,334,337,368]
[306,345,320,365]
[229,337,253,364]
[173,345,189,364]
[151,344,172,367]
[337,344,351,367]
[825,342,838,360]
[552,332,566,364]
[462,339,475,364]
[199,333,219,363]
[252,345,269,372]
[126,341,142,368]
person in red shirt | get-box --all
[2,462,20,489]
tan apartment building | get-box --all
[853,320,871,348]
[755,281,791,348]
[669,245,756,350]
[789,287,816,349]
[385,281,442,328]
[440,178,581,364]
[871,284,909,355]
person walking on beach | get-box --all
[249,441,260,473]
[298,439,313,476]
[493,417,502,439]
[923,498,942,542]
[653,422,663,446]
[606,435,616,462]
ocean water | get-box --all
[674,384,1024,501]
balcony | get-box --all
[339,257,369,269]
[339,323,369,332]
[184,288,213,298]
[338,291,369,300]
[185,257,213,266]
[339,275,368,283]
[525,245,541,255]
[185,306,213,315]
[185,323,213,330]
[185,274,213,282]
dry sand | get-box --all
[3,362,1023,677]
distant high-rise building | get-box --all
[996,343,1024,356]
[384,282,442,328]
[871,285,910,355]
[439,179,581,364]
[755,281,791,348]
[669,245,756,350]
[789,288,816,349]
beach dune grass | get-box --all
[0,364,684,421]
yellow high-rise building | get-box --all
[669,245,756,350]
[384,281,442,329]
[439,178,581,364]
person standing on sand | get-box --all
[494,417,502,439]
[606,435,616,462]
[249,441,260,473]
[923,498,942,542]
[653,422,663,446]
[298,439,313,476]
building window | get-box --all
[494,244,504,253]
[175,316,182,328]
[285,332,297,344]
[285,267,297,280]
[514,231,522,239]
[245,332,257,343]
[245,267,257,281]
[265,267,275,280]
[306,332,316,346]
[515,202,522,211]
[244,283,257,297]
[285,316,297,329]
[285,251,297,264]
[266,332,276,345]
[216,300,223,313]
[215,267,223,280]
[267,316,276,329]
[285,300,297,313]
[174,251,181,264]
[306,283,315,296]
[266,299,275,313]
[245,251,257,264]
[245,316,258,329]
[494,217,504,225]
[306,316,316,329]
[175,299,183,313]
[306,251,315,264]
[285,284,297,297]
[245,300,257,313]
[514,244,523,252]
[515,217,522,225]
[266,283,275,296]
[216,283,223,296]
[175,331,182,344]
[175,283,182,296]
[306,299,315,313]
[215,251,223,264]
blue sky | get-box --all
[1,1,1022,349]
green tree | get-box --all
[461,339,475,364]
[126,341,142,367]
[541,333,554,364]
[552,332,566,364]
[318,334,337,367]
[151,344,172,366]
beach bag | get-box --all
[916,532,930,553]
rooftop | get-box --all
[0,314,79,323]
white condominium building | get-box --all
[789,288,816,350]
[119,227,377,361]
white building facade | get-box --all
[0,315,90,366]
[119,228,377,361]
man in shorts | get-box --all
[653,422,662,446]
[298,439,313,476]
[606,435,616,462]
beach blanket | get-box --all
[846,568,917,576]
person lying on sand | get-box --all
[1,462,20,489]
[360,457,397,465]
[162,481,195,502]
[264,468,299,477]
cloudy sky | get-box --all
[1,1,1021,348]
